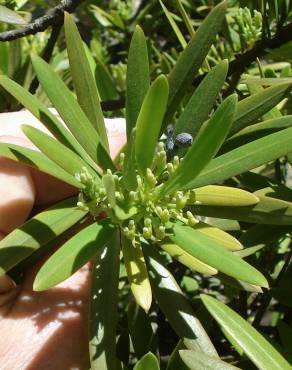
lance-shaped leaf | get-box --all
[134,352,160,370]
[34,220,115,291]
[201,294,292,370]
[64,13,109,151]
[122,236,152,312]
[128,301,156,358]
[135,75,169,173]
[164,0,227,125]
[179,350,240,370]
[126,25,150,138]
[31,55,115,171]
[160,241,217,275]
[0,198,86,275]
[170,223,268,287]
[159,0,187,48]
[0,75,95,166]
[160,94,237,196]
[192,185,259,207]
[221,115,292,154]
[95,59,119,101]
[123,128,138,191]
[194,194,292,225]
[89,230,120,370]
[21,125,98,179]
[143,243,218,357]
[175,60,228,136]
[0,142,81,188]
[190,127,292,188]
[0,5,27,25]
[230,82,292,136]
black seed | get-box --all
[175,132,193,147]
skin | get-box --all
[0,111,126,370]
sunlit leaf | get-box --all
[161,94,237,196]
[126,25,150,138]
[64,12,109,151]
[201,294,292,370]
[135,75,169,173]
[33,220,115,291]
[175,60,228,136]
[170,223,268,287]
[134,352,160,370]
[0,198,86,275]
[0,5,27,25]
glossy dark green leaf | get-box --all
[0,198,86,275]
[161,94,237,196]
[201,294,292,370]
[64,13,109,151]
[21,125,97,180]
[230,83,292,136]
[128,301,155,358]
[175,60,228,136]
[170,223,268,287]
[179,349,240,370]
[133,352,159,370]
[31,55,114,171]
[167,340,189,370]
[191,127,292,188]
[135,75,169,173]
[0,75,93,164]
[33,220,115,291]
[194,195,292,225]
[89,230,120,370]
[126,25,150,138]
[0,142,81,188]
[143,243,218,357]
[164,0,227,125]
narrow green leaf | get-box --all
[0,5,27,25]
[123,128,138,191]
[21,125,98,180]
[194,195,292,225]
[175,60,228,136]
[0,198,86,274]
[126,25,150,138]
[0,75,94,165]
[164,0,227,125]
[134,352,160,370]
[179,349,240,370]
[160,241,218,275]
[143,243,218,357]
[192,185,259,207]
[64,13,109,151]
[122,236,152,313]
[170,223,268,287]
[128,301,155,358]
[31,55,114,171]
[89,230,120,370]
[221,115,292,154]
[0,142,81,188]
[34,220,115,291]
[161,94,237,196]
[230,83,292,136]
[159,0,187,48]
[190,127,292,188]
[135,75,169,173]
[201,294,292,370]
[95,60,119,101]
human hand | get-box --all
[0,111,126,370]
